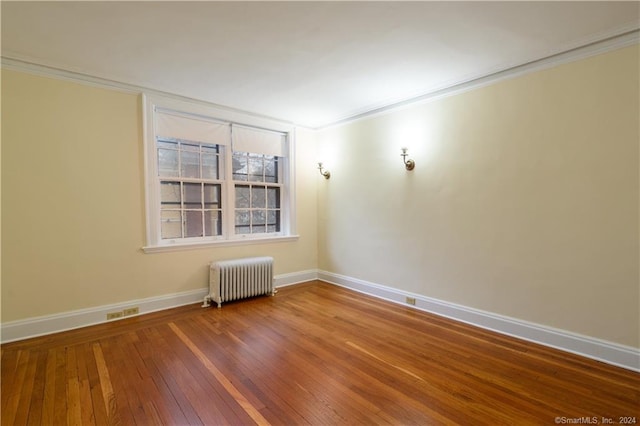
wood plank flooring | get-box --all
[2,281,639,425]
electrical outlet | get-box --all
[123,307,139,316]
[107,311,124,320]
[405,297,416,306]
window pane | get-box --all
[248,155,264,182]
[235,185,250,208]
[160,181,181,206]
[267,187,280,209]
[252,210,266,227]
[252,225,266,233]
[232,152,248,181]
[161,210,182,239]
[202,153,218,180]
[235,209,250,226]
[182,143,200,152]
[181,150,200,178]
[204,184,220,209]
[183,183,201,208]
[251,186,266,208]
[185,210,203,237]
[158,140,178,149]
[158,148,179,177]
[204,210,222,236]
[235,210,250,234]
[236,226,251,235]
[267,210,280,228]
[265,156,277,183]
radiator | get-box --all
[202,257,275,308]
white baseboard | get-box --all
[0,270,319,344]
[0,288,209,344]
[318,270,640,373]
[4,269,638,373]
[275,269,319,288]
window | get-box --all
[157,139,222,240]
[233,153,281,234]
[143,96,296,252]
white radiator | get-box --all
[202,257,275,308]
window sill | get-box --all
[142,235,300,254]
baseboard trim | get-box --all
[0,270,319,344]
[275,269,319,288]
[318,270,640,372]
[0,288,209,344]
[5,269,638,373]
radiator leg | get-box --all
[217,301,222,309]
[202,296,211,308]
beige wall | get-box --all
[2,45,638,349]
[318,45,639,348]
[1,70,318,322]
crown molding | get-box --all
[2,28,638,130]
[319,28,640,130]
[0,56,298,129]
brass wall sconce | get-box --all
[401,148,415,171]
[317,162,331,179]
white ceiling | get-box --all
[2,1,639,128]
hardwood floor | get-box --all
[2,281,639,425]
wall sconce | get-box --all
[317,162,331,179]
[401,148,415,171]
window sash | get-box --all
[157,154,223,240]
[157,139,222,181]
[233,183,282,235]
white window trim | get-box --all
[142,94,297,253]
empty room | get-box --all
[2,1,639,424]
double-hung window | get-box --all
[232,125,285,235]
[143,96,296,252]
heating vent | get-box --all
[203,257,275,308]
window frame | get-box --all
[142,94,297,253]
